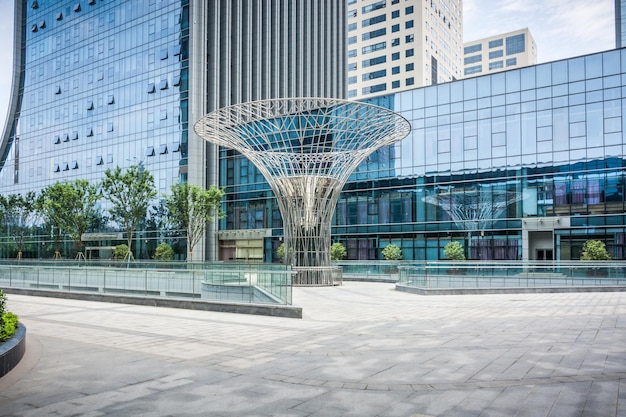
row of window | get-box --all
[464,58,519,75]
[52,143,181,174]
[464,33,526,56]
[30,0,97,32]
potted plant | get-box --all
[581,239,610,277]
[444,241,466,275]
[330,242,347,261]
[381,244,402,275]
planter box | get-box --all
[0,323,26,378]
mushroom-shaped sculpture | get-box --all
[194,98,411,285]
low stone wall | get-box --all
[0,323,26,378]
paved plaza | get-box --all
[0,282,625,416]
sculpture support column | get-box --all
[194,98,411,285]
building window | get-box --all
[55,86,61,94]
[362,55,386,67]
[362,1,386,14]
[86,127,93,137]
[405,20,414,29]
[392,52,400,60]
[95,156,103,165]
[63,133,70,142]
[107,122,114,132]
[362,14,386,27]
[56,12,63,20]
[406,63,414,71]
[348,9,356,18]
[146,146,155,157]
[391,10,399,18]
[489,39,503,48]
[506,33,526,55]
[464,44,482,54]
[392,80,400,88]
[464,65,482,75]
[362,41,386,54]
[173,75,181,86]
[391,38,400,46]
[405,5,414,14]
[362,28,386,41]
[392,66,400,74]
[405,34,414,43]
[406,77,414,86]
[464,55,481,65]
[159,144,168,154]
[489,50,503,59]
[348,36,357,45]
[348,49,357,58]
[172,44,181,56]
[159,79,168,90]
[86,101,94,110]
[348,22,357,31]
[348,62,357,71]
[71,131,78,140]
[362,83,386,94]
[506,57,518,66]
[348,76,357,84]
[160,109,167,120]
[348,89,357,98]
[107,95,115,104]
[405,48,414,57]
[172,142,181,152]
[489,61,503,70]
[392,24,399,33]
[71,161,78,169]
[73,3,81,12]
[362,69,387,81]
[62,162,69,171]
[53,163,60,172]
[54,135,60,144]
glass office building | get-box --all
[0,0,346,260]
[222,48,626,262]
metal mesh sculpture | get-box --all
[194,98,410,285]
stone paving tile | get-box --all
[1,284,626,416]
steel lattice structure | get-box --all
[194,98,410,284]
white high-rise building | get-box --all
[347,0,463,99]
[463,28,537,78]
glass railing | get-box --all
[0,262,293,305]
[397,261,626,290]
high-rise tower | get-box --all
[347,0,463,99]
[0,0,346,260]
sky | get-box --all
[0,0,617,124]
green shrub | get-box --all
[330,242,347,261]
[444,241,466,261]
[382,244,402,260]
[277,243,285,262]
[153,242,174,261]
[0,289,6,316]
[0,312,18,342]
[112,244,130,260]
[580,239,611,260]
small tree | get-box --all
[330,242,347,261]
[165,182,224,261]
[580,239,611,260]
[153,242,175,261]
[39,180,100,256]
[112,244,129,260]
[277,242,285,262]
[101,165,156,260]
[444,241,466,261]
[0,192,40,258]
[382,243,402,260]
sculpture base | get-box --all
[292,266,342,286]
